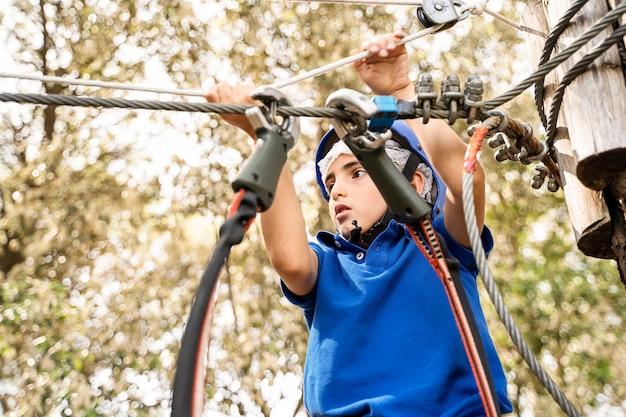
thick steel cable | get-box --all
[2,3,623,119]
[545,21,626,147]
[2,0,623,124]
[0,92,351,119]
[533,0,590,129]
[0,91,464,122]
[482,0,626,110]
[535,1,626,132]
[461,173,582,417]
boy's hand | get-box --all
[205,80,261,138]
[352,31,413,99]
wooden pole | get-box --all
[606,0,626,287]
[520,1,625,260]
[543,1,626,191]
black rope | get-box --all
[171,190,259,417]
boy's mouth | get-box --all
[334,204,351,221]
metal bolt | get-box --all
[434,2,444,11]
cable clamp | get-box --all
[517,142,548,164]
[488,132,517,163]
[517,123,549,163]
[441,74,463,125]
[463,74,484,123]
[415,73,438,124]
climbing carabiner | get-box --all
[232,87,300,211]
[325,88,376,138]
[249,86,301,142]
[325,88,392,151]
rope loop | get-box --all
[484,110,509,134]
[462,0,487,17]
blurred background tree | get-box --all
[0,1,624,416]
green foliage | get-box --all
[1,1,625,416]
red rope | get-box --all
[228,189,258,231]
[190,285,219,416]
[184,189,258,416]
[408,220,499,417]
[464,125,489,174]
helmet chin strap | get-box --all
[346,209,396,249]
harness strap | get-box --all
[408,219,501,417]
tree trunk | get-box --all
[522,1,626,283]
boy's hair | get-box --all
[315,121,446,219]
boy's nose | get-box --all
[330,180,346,200]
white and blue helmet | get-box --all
[315,120,446,219]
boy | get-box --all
[206,32,512,416]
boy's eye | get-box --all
[353,168,367,178]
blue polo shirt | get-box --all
[282,217,512,416]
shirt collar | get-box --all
[316,220,405,253]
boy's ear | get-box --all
[409,170,425,194]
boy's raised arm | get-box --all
[353,32,486,246]
[205,82,318,296]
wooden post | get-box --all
[606,0,626,286]
[521,1,626,263]
[543,1,626,191]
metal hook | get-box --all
[250,86,301,140]
[325,88,377,139]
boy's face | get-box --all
[324,154,388,239]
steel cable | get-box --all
[462,173,582,417]
[482,0,626,109]
[545,21,626,147]
[0,92,352,119]
[1,3,624,124]
[533,0,590,129]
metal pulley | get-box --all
[416,0,469,31]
